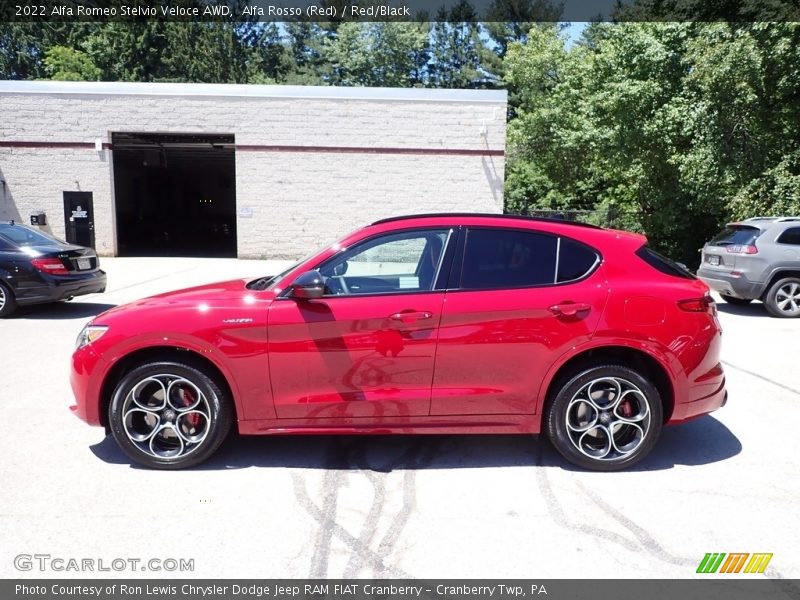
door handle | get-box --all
[389,311,433,323]
[549,302,591,317]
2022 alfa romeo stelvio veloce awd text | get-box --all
[70,214,727,471]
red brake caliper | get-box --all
[181,388,201,428]
[619,400,634,419]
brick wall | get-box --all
[0,82,506,258]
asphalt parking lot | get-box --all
[1,257,798,580]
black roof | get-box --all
[371,212,601,229]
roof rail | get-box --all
[371,212,602,229]
[742,216,800,223]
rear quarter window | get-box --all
[777,227,800,246]
[557,237,600,283]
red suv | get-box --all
[70,214,726,471]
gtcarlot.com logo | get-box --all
[14,554,194,573]
[696,552,773,574]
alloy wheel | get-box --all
[775,281,800,316]
[121,373,212,459]
[565,376,651,462]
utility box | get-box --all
[30,212,46,226]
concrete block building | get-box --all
[0,81,506,258]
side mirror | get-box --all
[289,271,325,299]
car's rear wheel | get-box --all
[545,364,663,471]
[720,295,752,306]
[764,277,800,318]
[109,361,233,469]
[0,281,17,318]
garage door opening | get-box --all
[112,132,236,257]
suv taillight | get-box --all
[31,258,69,276]
[678,294,716,315]
[726,244,758,254]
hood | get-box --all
[144,278,256,303]
[94,278,276,322]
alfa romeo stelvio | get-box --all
[70,214,726,470]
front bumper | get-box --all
[16,270,107,306]
[69,343,107,426]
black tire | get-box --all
[545,364,663,471]
[720,295,752,306]
[109,361,233,469]
[764,277,800,318]
[0,281,17,318]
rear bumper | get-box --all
[670,377,727,423]
[16,270,107,306]
[697,269,763,300]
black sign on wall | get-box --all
[63,191,95,248]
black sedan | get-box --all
[0,221,107,317]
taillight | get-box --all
[726,244,758,254]
[31,258,69,276]
[678,294,716,315]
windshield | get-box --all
[708,226,761,246]
[0,224,66,247]
[246,245,338,291]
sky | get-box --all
[563,21,589,47]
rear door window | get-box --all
[460,228,558,289]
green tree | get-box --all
[482,0,561,94]
[44,45,101,81]
[239,22,292,83]
[283,22,328,85]
[428,1,489,88]
[326,22,429,87]
[504,22,800,265]
[0,22,98,79]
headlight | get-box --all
[75,325,108,349]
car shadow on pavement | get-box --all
[628,415,742,471]
[12,302,116,319]
[715,301,767,317]
[89,415,740,472]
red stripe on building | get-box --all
[0,140,503,156]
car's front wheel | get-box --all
[109,361,233,469]
[0,281,17,318]
[545,364,663,471]
[764,277,800,318]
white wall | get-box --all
[0,82,507,258]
